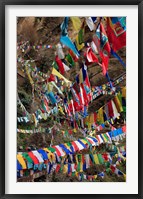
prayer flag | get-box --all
[85,17,95,31]
[93,22,111,75]
[60,35,80,57]
[85,47,99,64]
[51,67,71,85]
[55,55,65,74]
[106,17,126,52]
[70,17,82,31]
[61,17,69,36]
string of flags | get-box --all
[17,84,126,126]
[17,60,125,123]
[92,74,126,99]
[17,146,126,175]
[17,43,55,50]
[17,143,126,181]
[17,125,126,169]
[17,64,125,127]
[17,158,125,182]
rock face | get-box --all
[17,17,126,182]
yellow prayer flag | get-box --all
[25,65,34,85]
[32,113,38,127]
[102,84,106,90]
[70,17,82,31]
[47,82,53,92]
[84,116,89,124]
[122,87,126,98]
[48,152,55,163]
[94,175,97,179]
[102,134,107,142]
[58,105,65,115]
[75,155,78,164]
[75,171,79,177]
[43,148,51,153]
[123,174,126,180]
[114,95,123,112]
[89,131,96,137]
[88,122,91,130]
[89,113,94,124]
[52,68,71,85]
[73,128,77,133]
[75,36,84,51]
[93,154,100,164]
[17,154,27,169]
[111,118,114,124]
[63,165,68,173]
[80,162,83,172]
[64,144,71,151]
[97,108,104,124]
[81,139,87,145]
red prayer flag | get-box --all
[85,47,99,64]
[55,164,61,173]
[69,49,79,62]
[106,17,126,52]
[71,141,79,152]
[93,22,111,75]
[52,146,62,157]
[55,55,65,74]
[48,74,55,82]
[28,152,39,165]
[108,100,114,118]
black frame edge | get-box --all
[138,1,143,199]
[0,0,142,5]
[0,0,5,199]
[0,0,142,198]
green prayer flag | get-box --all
[48,147,56,153]
[83,138,92,147]
[77,162,80,172]
[118,92,122,106]
[22,152,33,164]
[105,161,110,168]
[25,170,29,176]
[53,61,59,70]
[77,154,82,162]
[68,91,73,101]
[65,130,69,136]
[97,154,104,164]
[106,168,111,173]
[103,133,109,141]
[60,164,64,172]
[78,28,84,44]
[67,142,72,147]
[66,54,75,67]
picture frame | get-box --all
[0,0,143,198]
